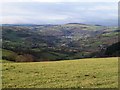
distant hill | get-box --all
[2,24,38,26]
[1,23,119,62]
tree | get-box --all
[15,54,34,62]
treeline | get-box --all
[104,42,120,57]
[2,42,120,62]
[2,51,35,62]
[90,42,120,58]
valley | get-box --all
[1,23,119,62]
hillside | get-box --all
[105,42,120,56]
[2,57,118,88]
[1,23,119,62]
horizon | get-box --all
[0,22,118,27]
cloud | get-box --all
[1,0,119,2]
[89,6,118,11]
[0,2,118,26]
[1,16,28,24]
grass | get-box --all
[102,32,119,37]
[2,49,16,57]
[0,60,13,63]
[2,57,118,88]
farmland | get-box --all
[2,57,118,88]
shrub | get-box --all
[15,54,34,62]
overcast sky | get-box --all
[1,0,118,26]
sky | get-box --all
[0,0,119,26]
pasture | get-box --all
[2,57,118,88]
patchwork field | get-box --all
[2,57,118,88]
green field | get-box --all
[2,57,118,88]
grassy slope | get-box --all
[2,49,16,57]
[0,60,13,63]
[2,57,118,88]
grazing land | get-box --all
[2,57,118,88]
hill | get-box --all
[105,42,120,56]
[1,23,119,62]
[2,57,118,88]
